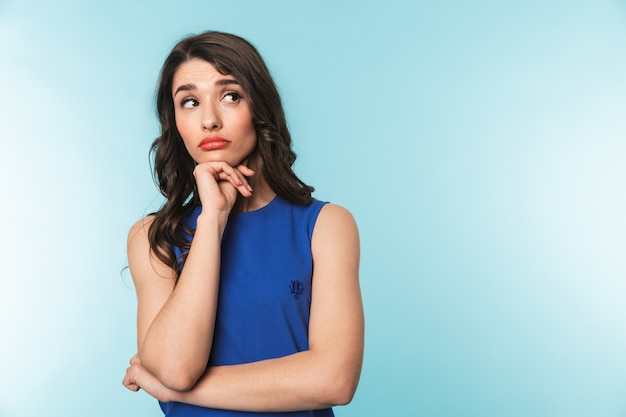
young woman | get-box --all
[122,31,364,416]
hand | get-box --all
[193,161,254,213]
[123,354,174,403]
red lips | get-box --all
[199,136,230,151]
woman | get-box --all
[123,31,364,416]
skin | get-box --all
[123,59,364,412]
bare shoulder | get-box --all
[126,215,154,268]
[312,204,360,262]
[314,203,359,240]
[127,215,176,284]
[127,215,154,247]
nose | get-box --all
[201,102,222,131]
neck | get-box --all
[233,173,275,213]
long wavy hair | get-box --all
[148,31,314,278]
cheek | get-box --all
[241,123,257,149]
[175,113,194,139]
[174,113,189,137]
[234,112,256,141]
[174,115,198,155]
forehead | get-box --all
[172,59,234,91]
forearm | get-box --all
[172,349,361,412]
[140,212,227,390]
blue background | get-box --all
[1,1,625,416]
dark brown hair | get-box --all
[148,31,314,278]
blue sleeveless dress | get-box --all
[161,196,333,417]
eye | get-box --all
[222,91,242,103]
[180,98,199,108]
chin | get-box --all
[195,153,238,166]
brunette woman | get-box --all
[123,31,363,416]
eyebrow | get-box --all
[173,79,240,96]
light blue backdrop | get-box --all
[1,1,625,416]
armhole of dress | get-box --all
[307,200,329,242]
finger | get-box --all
[197,162,252,197]
[194,162,231,180]
[218,175,252,197]
[236,164,255,177]
[217,168,244,186]
[125,383,140,392]
[197,161,252,184]
[236,157,254,175]
[123,372,139,391]
[237,182,253,197]
[230,169,253,196]
[217,168,252,196]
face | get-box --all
[172,59,256,166]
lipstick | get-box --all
[199,137,230,151]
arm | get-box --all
[128,162,253,391]
[129,204,364,411]
[127,212,223,391]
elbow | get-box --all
[312,347,363,407]
[319,367,361,407]
[140,354,205,392]
[159,370,202,392]
[329,375,359,406]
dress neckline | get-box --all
[230,194,279,216]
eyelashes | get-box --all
[223,91,242,103]
[178,91,244,109]
[180,98,199,108]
